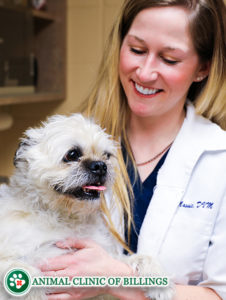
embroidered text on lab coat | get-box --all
[179,201,214,209]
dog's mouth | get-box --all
[54,183,106,200]
[73,184,106,199]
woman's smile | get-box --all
[132,80,163,98]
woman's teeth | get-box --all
[135,82,160,95]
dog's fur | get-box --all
[0,114,174,300]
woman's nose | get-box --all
[136,57,158,82]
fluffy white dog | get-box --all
[0,114,174,300]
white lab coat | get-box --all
[108,102,226,299]
[136,102,226,299]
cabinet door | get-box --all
[0,9,34,89]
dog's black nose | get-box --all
[89,161,107,176]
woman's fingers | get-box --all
[56,238,98,250]
[47,287,104,300]
[40,239,98,273]
[47,293,71,300]
[43,268,78,278]
[40,253,77,272]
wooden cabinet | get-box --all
[0,0,66,106]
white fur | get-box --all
[0,114,174,300]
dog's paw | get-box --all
[143,281,175,300]
[124,254,166,276]
[124,254,175,300]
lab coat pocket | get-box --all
[159,212,212,284]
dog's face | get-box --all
[14,114,118,210]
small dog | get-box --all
[0,114,174,300]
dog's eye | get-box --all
[63,148,82,163]
[104,152,112,160]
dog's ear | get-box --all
[14,139,31,167]
[14,125,44,168]
[13,141,28,167]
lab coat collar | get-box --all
[137,102,226,256]
[157,102,226,187]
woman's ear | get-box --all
[194,60,211,82]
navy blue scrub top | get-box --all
[122,144,169,253]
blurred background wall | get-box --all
[0,0,122,177]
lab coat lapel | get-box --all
[137,103,226,257]
[137,133,196,257]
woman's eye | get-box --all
[130,47,146,55]
[162,57,179,65]
[63,148,82,163]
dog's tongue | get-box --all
[83,186,106,191]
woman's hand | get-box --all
[40,238,133,300]
[45,287,105,300]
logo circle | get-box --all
[4,268,31,297]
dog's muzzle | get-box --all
[54,160,108,200]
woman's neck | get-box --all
[127,106,186,182]
[127,106,186,148]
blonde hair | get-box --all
[81,12,133,250]
[81,0,226,250]
[194,2,226,128]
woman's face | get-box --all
[119,6,206,119]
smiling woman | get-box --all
[42,1,226,300]
[119,6,203,121]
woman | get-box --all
[42,0,226,299]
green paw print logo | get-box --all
[4,269,31,297]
